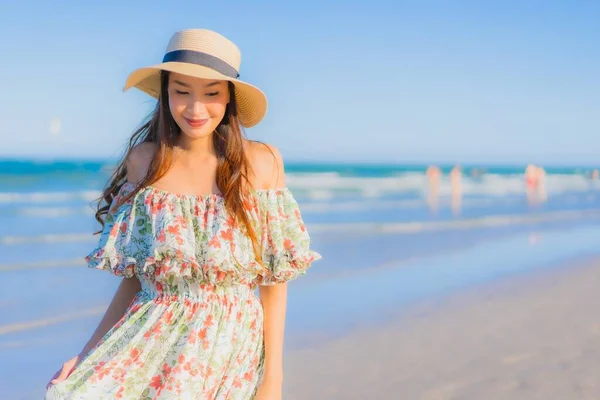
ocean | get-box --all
[2,158,600,398]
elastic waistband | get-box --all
[138,283,257,304]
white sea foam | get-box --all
[300,199,423,212]
[17,206,94,217]
[8,197,514,217]
[0,233,95,246]
[0,172,597,209]
[0,306,106,335]
[0,258,83,271]
[287,172,600,199]
[308,208,600,234]
[287,172,428,198]
[2,208,598,249]
[0,190,101,204]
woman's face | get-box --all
[167,72,230,140]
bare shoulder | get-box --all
[245,140,285,190]
[126,142,156,184]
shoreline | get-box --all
[284,256,600,399]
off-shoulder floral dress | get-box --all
[45,182,321,400]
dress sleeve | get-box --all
[84,182,140,278]
[254,188,322,285]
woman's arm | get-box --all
[81,143,151,356]
[249,141,289,385]
[49,146,150,387]
[258,282,287,383]
[48,277,141,387]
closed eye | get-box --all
[175,90,189,95]
[206,91,219,97]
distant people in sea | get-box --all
[425,164,463,215]
[450,165,463,215]
[524,164,537,189]
[524,164,547,206]
[426,165,442,213]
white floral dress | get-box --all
[45,182,321,399]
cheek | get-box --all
[168,96,187,117]
[206,101,228,119]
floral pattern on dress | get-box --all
[45,182,321,399]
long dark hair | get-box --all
[95,71,263,262]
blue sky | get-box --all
[0,1,598,165]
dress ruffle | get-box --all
[86,247,138,278]
[85,182,321,286]
[248,188,322,285]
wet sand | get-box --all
[283,258,600,399]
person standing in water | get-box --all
[450,165,462,215]
[45,29,321,399]
[426,165,442,213]
[525,164,547,206]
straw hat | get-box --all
[124,29,267,128]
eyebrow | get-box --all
[173,80,221,88]
[173,79,191,87]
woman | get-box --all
[45,28,321,399]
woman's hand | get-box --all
[254,377,282,400]
[46,355,80,389]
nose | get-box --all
[191,98,208,117]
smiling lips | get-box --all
[184,117,209,128]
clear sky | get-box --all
[0,0,598,165]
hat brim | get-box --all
[123,62,267,128]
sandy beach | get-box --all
[283,258,600,399]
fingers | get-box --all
[51,365,71,385]
[51,370,68,383]
[46,356,79,390]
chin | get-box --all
[183,129,211,137]
[180,126,217,140]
